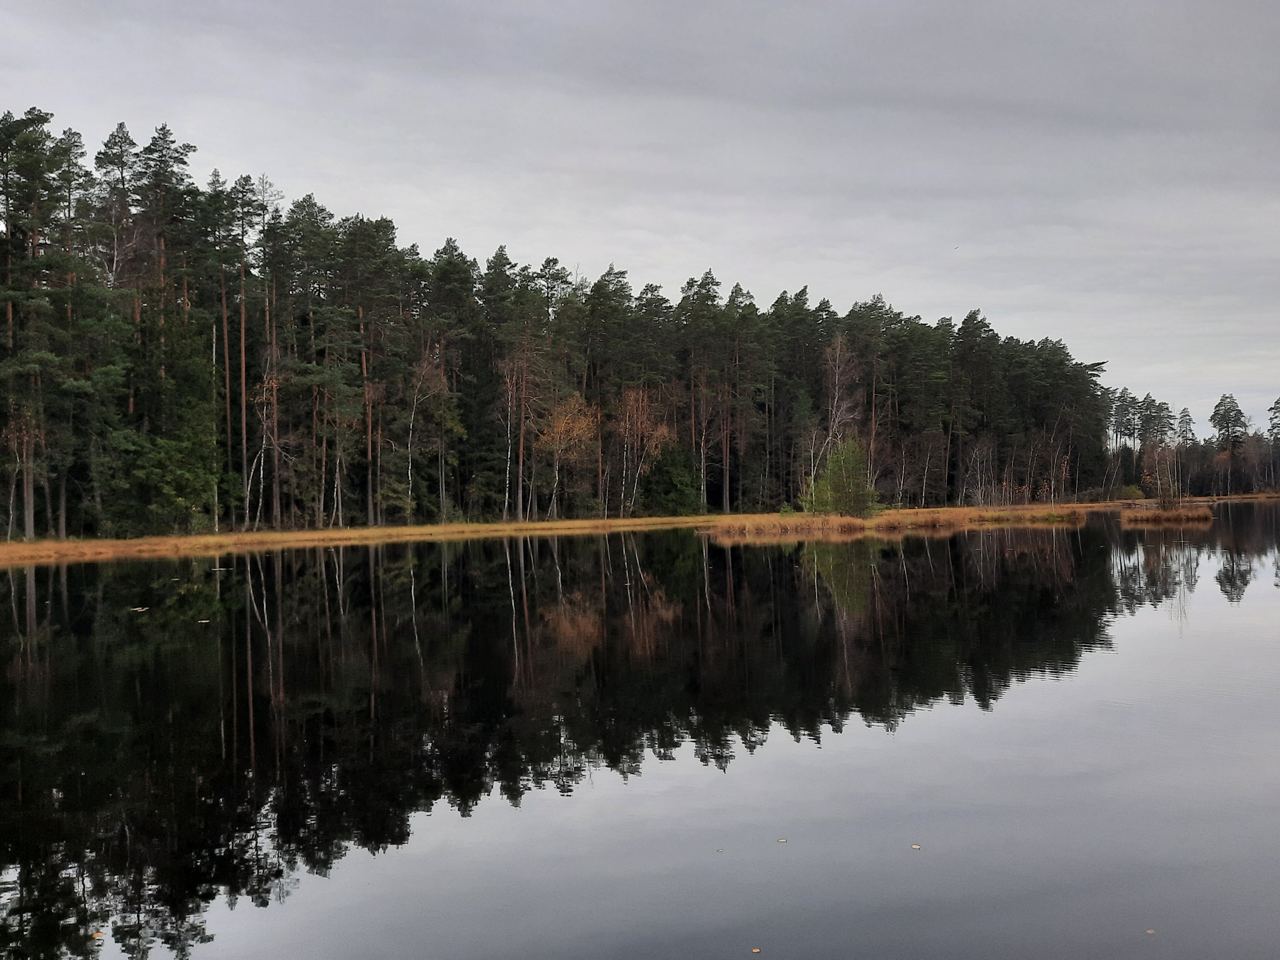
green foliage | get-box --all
[5,102,1268,537]
[1210,394,1249,452]
[802,436,876,516]
[638,448,701,516]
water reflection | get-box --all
[2,506,1278,958]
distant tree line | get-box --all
[1104,389,1280,501]
[2,106,1276,536]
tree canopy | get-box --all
[1,106,1274,537]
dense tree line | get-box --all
[1104,389,1280,500]
[2,106,1275,536]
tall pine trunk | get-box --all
[21,437,34,542]
[220,268,233,522]
[360,307,373,526]
[240,259,249,527]
[516,363,527,522]
[721,395,731,513]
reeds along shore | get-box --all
[1117,504,1215,527]
[0,495,1274,570]
[705,504,1090,546]
[706,495,1276,546]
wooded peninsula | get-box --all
[3,106,1278,539]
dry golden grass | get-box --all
[0,515,722,569]
[708,505,1089,546]
[1118,504,1215,527]
[0,493,1268,569]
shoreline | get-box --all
[0,494,1274,569]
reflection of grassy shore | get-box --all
[0,493,1274,568]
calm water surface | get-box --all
[3,506,1279,959]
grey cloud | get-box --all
[4,0,1277,425]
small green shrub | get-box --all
[638,448,702,516]
[801,436,876,517]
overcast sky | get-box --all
[5,0,1277,427]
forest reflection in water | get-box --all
[2,505,1278,958]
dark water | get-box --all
[2,506,1279,959]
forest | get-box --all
[3,106,1278,538]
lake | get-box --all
[2,505,1278,959]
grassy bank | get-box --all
[0,515,722,569]
[706,504,1090,546]
[0,494,1274,569]
[1117,504,1215,527]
